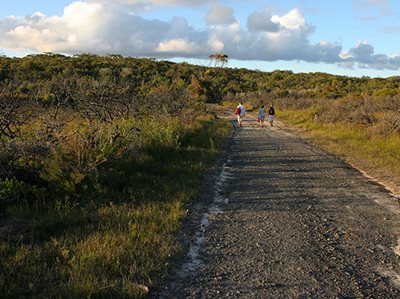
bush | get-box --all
[0,178,34,213]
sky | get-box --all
[0,0,400,78]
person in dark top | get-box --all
[268,105,275,127]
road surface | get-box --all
[151,112,400,298]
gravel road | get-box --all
[150,112,400,298]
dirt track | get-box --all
[150,111,400,298]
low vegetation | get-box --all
[276,95,400,191]
[0,108,230,298]
[1,53,399,297]
[225,88,400,192]
[0,54,231,298]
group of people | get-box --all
[234,102,275,128]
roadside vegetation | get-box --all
[0,54,231,298]
[277,96,400,192]
[1,53,399,297]
[226,91,399,191]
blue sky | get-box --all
[1,0,399,78]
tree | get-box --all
[208,53,229,67]
[0,86,37,140]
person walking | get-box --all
[268,104,275,127]
[258,105,266,127]
[234,101,246,127]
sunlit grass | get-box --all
[280,109,400,177]
[0,116,231,298]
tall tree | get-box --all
[208,53,229,67]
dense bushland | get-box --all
[279,95,400,134]
[1,53,399,297]
[0,115,229,298]
[1,53,400,104]
[0,54,231,298]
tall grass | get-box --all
[279,104,400,183]
[0,114,231,298]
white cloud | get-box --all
[0,1,209,56]
[207,4,236,25]
[348,42,375,63]
[247,10,280,32]
[339,41,400,70]
[1,2,120,53]
[0,1,398,70]
[337,61,356,69]
[156,38,198,54]
[207,34,224,52]
[271,8,306,30]
[90,0,211,7]
[389,52,400,58]
[224,9,341,64]
[87,0,212,12]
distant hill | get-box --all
[1,53,399,103]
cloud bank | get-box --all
[0,1,399,70]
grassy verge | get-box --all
[0,115,231,298]
[279,109,400,193]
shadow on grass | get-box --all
[0,118,231,298]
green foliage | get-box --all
[2,54,399,106]
[373,88,399,98]
[0,54,230,298]
[2,52,399,298]
[278,96,400,178]
[0,116,230,298]
[278,95,400,134]
[0,179,33,206]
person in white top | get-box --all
[235,101,246,127]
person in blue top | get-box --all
[258,105,266,127]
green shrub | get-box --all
[0,178,33,207]
[1,113,231,298]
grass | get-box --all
[279,109,400,189]
[0,115,231,298]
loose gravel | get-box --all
[150,113,400,298]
